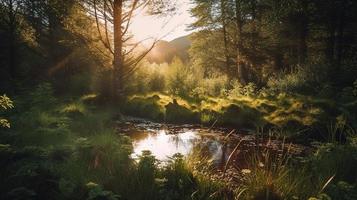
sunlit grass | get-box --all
[80,93,98,101]
[125,91,329,131]
[60,101,87,116]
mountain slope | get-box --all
[146,35,191,64]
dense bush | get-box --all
[267,65,328,95]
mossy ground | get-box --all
[123,92,351,137]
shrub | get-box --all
[59,132,134,198]
[167,58,196,97]
[307,143,357,184]
[28,83,57,109]
[267,65,327,94]
[86,182,121,200]
[325,181,357,200]
[127,61,169,94]
[202,74,229,97]
[148,72,166,92]
[165,100,199,123]
[229,81,259,98]
[123,95,165,121]
[220,104,265,128]
[132,151,160,199]
[160,153,197,199]
[70,111,113,136]
[189,87,207,102]
[11,109,71,146]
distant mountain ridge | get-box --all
[146,35,191,64]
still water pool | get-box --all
[116,119,306,167]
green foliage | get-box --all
[167,57,198,97]
[27,83,57,109]
[149,72,167,92]
[325,181,357,200]
[128,62,169,94]
[353,80,357,97]
[0,94,13,110]
[307,142,357,184]
[69,132,133,181]
[86,182,121,200]
[221,104,265,128]
[0,94,13,128]
[129,58,231,100]
[228,81,259,98]
[131,151,160,199]
[124,95,165,121]
[267,65,328,95]
[6,187,37,200]
[165,100,199,123]
[71,111,113,136]
[160,153,197,199]
[3,84,71,146]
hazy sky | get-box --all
[130,0,194,42]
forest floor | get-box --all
[1,87,357,199]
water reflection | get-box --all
[124,121,306,168]
[130,128,230,164]
[131,130,203,160]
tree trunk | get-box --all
[335,1,346,69]
[327,1,346,72]
[8,0,16,81]
[113,0,124,100]
[297,0,308,65]
[8,21,16,81]
[251,0,257,51]
[220,0,230,75]
[235,0,246,85]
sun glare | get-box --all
[130,0,194,44]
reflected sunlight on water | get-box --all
[131,130,201,160]
[123,121,307,168]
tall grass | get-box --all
[230,127,357,199]
[235,144,311,199]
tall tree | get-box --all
[0,0,114,93]
[234,0,246,84]
[85,0,175,101]
[0,0,21,81]
[220,0,230,73]
[190,0,236,76]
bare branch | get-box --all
[103,1,113,54]
[93,0,114,55]
[121,0,139,37]
[122,41,157,79]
